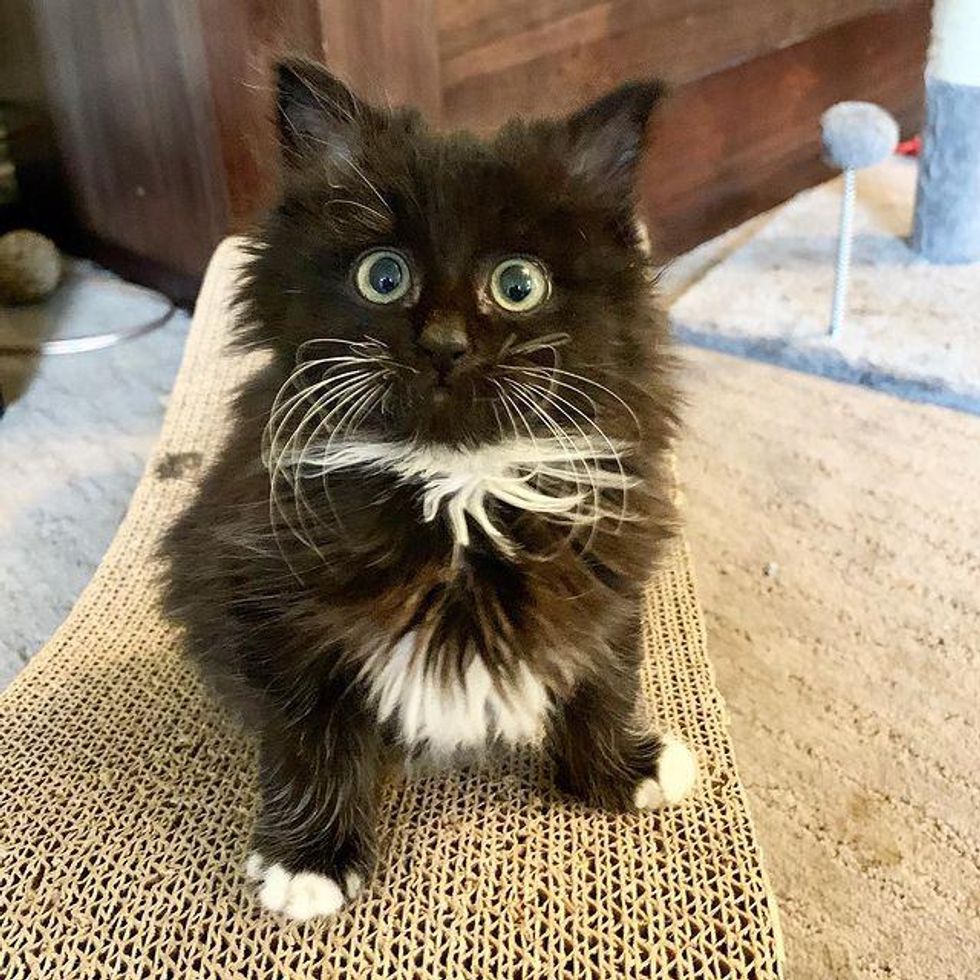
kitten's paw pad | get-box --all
[633,737,698,810]
[246,852,346,921]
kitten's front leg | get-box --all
[548,647,698,812]
[246,707,382,922]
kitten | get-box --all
[161,57,696,922]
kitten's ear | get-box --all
[565,80,667,195]
[275,57,380,164]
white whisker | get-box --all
[302,376,388,537]
[263,335,403,559]
[506,379,599,539]
[337,154,392,214]
[264,369,375,473]
[269,372,382,557]
[288,373,385,540]
[514,378,633,538]
[323,198,388,223]
[509,365,642,433]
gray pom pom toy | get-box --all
[820,102,899,336]
[821,102,900,171]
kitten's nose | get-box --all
[419,312,469,370]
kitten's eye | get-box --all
[355,249,411,304]
[489,258,550,313]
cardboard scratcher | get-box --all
[0,240,784,978]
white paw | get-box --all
[633,736,698,810]
[245,852,346,921]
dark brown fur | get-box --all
[161,58,680,895]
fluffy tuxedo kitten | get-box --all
[162,57,696,921]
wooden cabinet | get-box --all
[1,0,928,300]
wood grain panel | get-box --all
[30,0,228,276]
[200,0,441,229]
[439,0,595,62]
[642,3,930,255]
[440,0,907,131]
[319,0,442,121]
[197,0,324,228]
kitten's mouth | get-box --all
[421,366,460,407]
[407,373,486,445]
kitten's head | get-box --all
[241,58,670,451]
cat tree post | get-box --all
[912,0,980,263]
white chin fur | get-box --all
[279,436,634,554]
[247,852,346,921]
[633,737,698,810]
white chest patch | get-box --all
[362,634,551,754]
[293,436,633,553]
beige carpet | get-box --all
[675,346,980,979]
